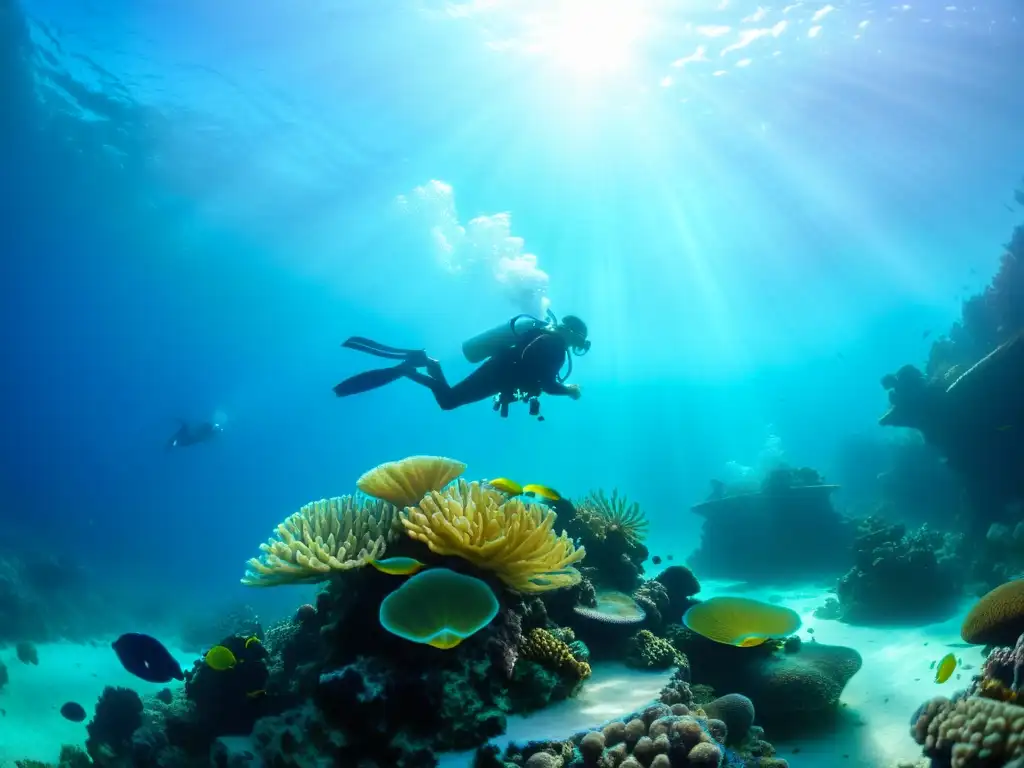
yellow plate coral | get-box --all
[357,455,466,508]
[683,596,801,647]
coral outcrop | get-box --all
[669,627,862,733]
[560,490,650,593]
[484,700,786,768]
[687,466,854,583]
[836,516,964,624]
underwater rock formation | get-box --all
[880,203,1024,535]
[687,466,855,583]
[835,516,965,624]
[668,626,861,734]
[85,686,144,764]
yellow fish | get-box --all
[487,478,562,503]
[246,689,266,699]
[935,652,957,683]
[244,636,261,649]
[487,478,523,495]
[522,484,562,502]
[205,645,238,671]
[369,557,426,577]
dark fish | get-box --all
[112,633,184,684]
[922,330,931,339]
[60,701,87,722]
[667,555,674,561]
[652,555,662,565]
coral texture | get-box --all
[242,496,398,586]
[356,455,467,508]
[402,480,585,593]
[520,628,591,680]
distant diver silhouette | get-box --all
[166,419,222,449]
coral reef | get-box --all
[357,454,467,508]
[560,490,650,593]
[85,686,144,764]
[403,481,585,593]
[911,695,1024,767]
[485,700,786,768]
[521,628,592,682]
[626,629,685,670]
[242,495,400,586]
[703,693,756,745]
[836,516,965,624]
[687,466,854,582]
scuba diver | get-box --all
[333,310,591,421]
[166,419,222,449]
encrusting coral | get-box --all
[401,480,585,593]
[627,629,686,670]
[241,496,399,586]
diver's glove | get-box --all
[566,384,582,400]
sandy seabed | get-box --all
[1,581,974,768]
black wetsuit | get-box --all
[405,328,573,411]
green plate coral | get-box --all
[378,568,499,650]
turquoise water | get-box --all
[2,0,1023,765]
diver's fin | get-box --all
[333,364,410,397]
[342,337,423,360]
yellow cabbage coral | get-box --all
[242,496,399,586]
[400,480,585,593]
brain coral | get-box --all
[962,579,1024,646]
[704,693,755,745]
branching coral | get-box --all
[576,489,649,546]
[400,480,585,593]
[242,496,399,586]
[520,628,591,680]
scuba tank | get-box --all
[462,310,557,363]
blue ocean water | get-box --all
[1,0,1023,764]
